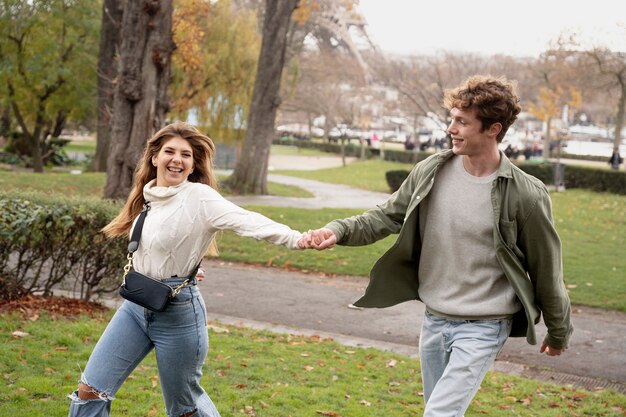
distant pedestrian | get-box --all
[609,149,623,170]
[301,75,572,416]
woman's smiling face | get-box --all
[151,136,194,187]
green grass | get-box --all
[64,139,97,154]
[0,171,106,197]
[551,190,626,311]
[1,312,623,417]
[277,159,415,193]
[0,171,312,198]
[271,144,332,157]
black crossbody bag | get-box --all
[119,203,200,312]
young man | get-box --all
[302,76,573,416]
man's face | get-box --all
[447,107,497,157]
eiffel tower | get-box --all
[306,0,378,82]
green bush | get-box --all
[0,191,125,301]
[273,137,432,164]
[564,165,626,194]
[517,162,554,184]
[385,170,411,193]
[517,162,626,194]
[384,162,626,195]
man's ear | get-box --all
[489,122,503,139]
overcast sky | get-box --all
[357,0,625,57]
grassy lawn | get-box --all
[271,144,332,157]
[0,171,312,198]
[1,311,624,417]
[64,139,97,154]
[277,159,415,193]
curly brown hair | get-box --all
[443,75,521,142]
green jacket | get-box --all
[326,150,573,348]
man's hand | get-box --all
[299,228,337,250]
[540,341,566,356]
[196,265,205,281]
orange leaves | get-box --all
[173,0,209,71]
[292,0,320,26]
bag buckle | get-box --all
[121,253,134,286]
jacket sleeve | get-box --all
[326,165,419,246]
[518,187,573,349]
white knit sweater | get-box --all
[131,180,302,279]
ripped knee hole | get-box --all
[77,383,109,401]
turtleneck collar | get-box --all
[143,179,189,202]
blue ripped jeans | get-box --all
[419,311,512,417]
[68,279,221,417]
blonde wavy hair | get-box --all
[102,122,219,253]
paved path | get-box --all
[224,173,390,209]
[198,260,626,394]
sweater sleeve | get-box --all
[199,190,302,250]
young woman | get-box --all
[68,122,304,417]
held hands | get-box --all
[297,228,337,250]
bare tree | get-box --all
[103,0,175,199]
[585,48,626,163]
[227,0,299,195]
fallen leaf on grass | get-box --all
[208,325,229,333]
[386,359,398,367]
[316,411,342,417]
[360,399,371,406]
[11,331,29,338]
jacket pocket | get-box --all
[499,219,524,260]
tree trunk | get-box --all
[0,107,9,141]
[612,79,625,160]
[103,0,174,199]
[228,0,299,195]
[542,118,551,160]
[94,0,124,172]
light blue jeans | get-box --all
[419,311,512,417]
[68,278,221,417]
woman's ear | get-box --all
[151,156,157,167]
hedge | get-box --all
[0,191,125,302]
[384,162,626,194]
[273,137,432,164]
